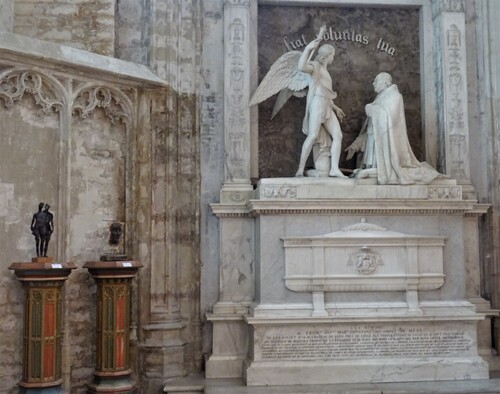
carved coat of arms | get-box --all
[349,246,383,275]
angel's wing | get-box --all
[249,51,310,107]
[270,88,307,119]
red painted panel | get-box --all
[115,336,124,368]
[44,303,55,336]
[44,343,54,378]
[43,302,55,378]
[116,296,125,330]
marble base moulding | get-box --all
[205,312,250,379]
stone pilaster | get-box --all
[136,1,202,391]
[433,0,472,190]
[221,0,254,203]
[206,3,256,379]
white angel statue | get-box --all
[250,26,347,178]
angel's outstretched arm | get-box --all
[298,38,321,74]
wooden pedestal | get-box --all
[8,262,76,393]
[83,261,142,394]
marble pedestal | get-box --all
[209,178,491,386]
[8,262,77,394]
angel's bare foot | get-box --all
[295,169,304,177]
[356,169,369,179]
[329,170,347,178]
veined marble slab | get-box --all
[256,177,461,200]
[243,319,488,386]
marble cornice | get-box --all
[245,313,485,325]
[246,199,486,216]
[225,0,250,6]
[210,203,252,218]
[432,0,465,17]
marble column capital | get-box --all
[433,0,465,17]
[225,0,250,7]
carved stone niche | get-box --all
[282,219,445,315]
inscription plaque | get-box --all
[258,324,473,361]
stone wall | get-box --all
[470,0,500,350]
[115,0,150,64]
[14,0,115,56]
[0,92,59,393]
[0,0,13,32]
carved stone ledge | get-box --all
[248,199,480,216]
[210,203,252,218]
[0,31,166,88]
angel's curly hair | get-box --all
[315,44,335,62]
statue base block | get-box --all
[100,254,128,262]
[31,257,54,263]
[256,177,461,200]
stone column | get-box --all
[479,0,500,359]
[84,261,143,394]
[220,0,254,203]
[433,0,472,193]
[8,262,76,394]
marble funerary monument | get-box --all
[206,0,495,388]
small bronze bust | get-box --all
[31,202,54,258]
[100,221,127,261]
[109,222,122,245]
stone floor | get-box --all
[164,373,500,394]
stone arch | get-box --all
[0,67,67,113]
[71,83,134,127]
